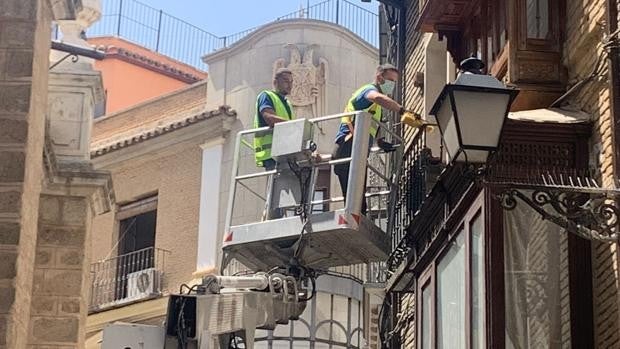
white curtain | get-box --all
[437,231,467,349]
[504,196,571,349]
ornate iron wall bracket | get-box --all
[49,52,79,70]
[497,185,620,243]
[49,40,105,70]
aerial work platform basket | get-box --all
[221,111,401,272]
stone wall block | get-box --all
[0,1,37,20]
[0,287,15,314]
[0,50,6,80]
[60,198,87,226]
[33,270,82,297]
[59,299,79,315]
[0,251,17,279]
[30,296,55,316]
[39,196,61,224]
[0,222,19,245]
[38,227,84,247]
[0,191,21,214]
[6,50,34,79]
[0,118,28,144]
[0,151,25,182]
[30,317,78,343]
[35,249,53,267]
[57,249,82,269]
[0,84,31,113]
[0,315,5,345]
[0,22,36,48]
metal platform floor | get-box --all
[222,209,390,271]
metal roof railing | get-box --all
[65,0,378,70]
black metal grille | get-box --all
[387,126,432,271]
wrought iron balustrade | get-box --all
[387,125,436,272]
[89,246,170,312]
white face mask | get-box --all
[380,79,395,95]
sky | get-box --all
[138,0,379,37]
[88,0,381,69]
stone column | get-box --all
[0,0,53,348]
[29,179,111,349]
[195,138,225,276]
[29,195,91,347]
[27,1,111,344]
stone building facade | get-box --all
[1,0,112,348]
[380,0,620,348]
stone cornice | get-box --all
[43,134,115,215]
[202,19,378,64]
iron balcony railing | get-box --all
[387,125,435,272]
[89,246,170,312]
[67,0,377,70]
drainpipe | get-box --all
[606,0,620,336]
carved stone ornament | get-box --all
[273,44,327,118]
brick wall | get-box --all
[399,293,416,348]
[0,0,51,348]
[92,80,208,143]
[402,0,425,143]
[564,0,620,347]
[90,138,204,294]
[399,1,425,346]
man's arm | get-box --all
[261,108,288,127]
[365,90,403,114]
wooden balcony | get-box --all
[417,0,477,32]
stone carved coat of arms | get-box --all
[273,44,327,119]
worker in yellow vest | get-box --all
[254,68,295,170]
[333,63,417,215]
[254,68,296,220]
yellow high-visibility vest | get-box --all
[254,90,294,167]
[341,84,382,138]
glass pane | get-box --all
[421,284,432,349]
[437,231,466,349]
[504,195,571,348]
[471,214,486,348]
[527,0,549,39]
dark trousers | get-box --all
[263,158,276,171]
[333,138,368,215]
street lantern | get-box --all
[430,57,519,164]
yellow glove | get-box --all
[401,111,425,129]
